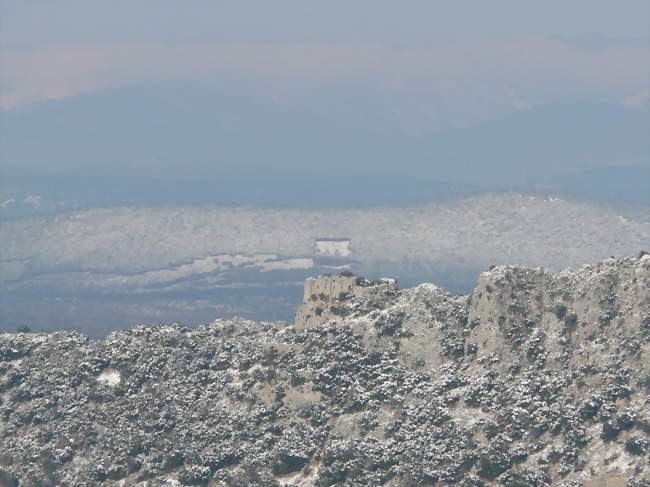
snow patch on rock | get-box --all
[97,368,121,387]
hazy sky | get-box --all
[0,0,648,195]
[2,1,649,47]
[1,1,648,109]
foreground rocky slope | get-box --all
[0,254,649,486]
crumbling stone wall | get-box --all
[302,275,358,304]
[295,275,398,328]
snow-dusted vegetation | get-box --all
[0,255,647,485]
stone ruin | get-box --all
[294,273,397,328]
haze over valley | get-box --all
[1,193,647,336]
[1,44,647,336]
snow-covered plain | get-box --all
[1,193,648,334]
[2,193,647,279]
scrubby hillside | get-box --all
[0,254,648,486]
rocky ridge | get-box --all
[0,254,648,486]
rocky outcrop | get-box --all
[0,254,648,486]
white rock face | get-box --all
[315,239,351,257]
[96,368,121,387]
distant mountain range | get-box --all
[1,82,648,208]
